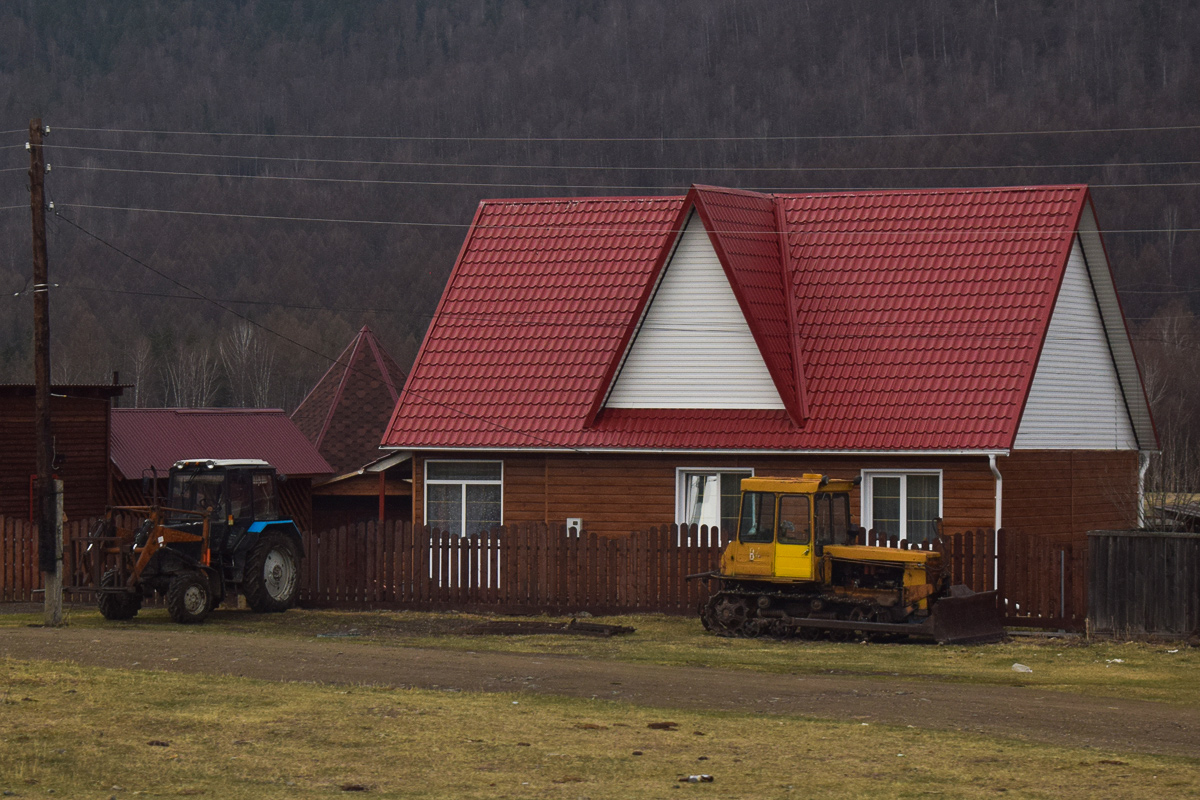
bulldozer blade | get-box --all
[930,586,1005,644]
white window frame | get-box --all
[860,469,943,541]
[424,459,504,537]
[674,467,753,533]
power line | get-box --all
[52,210,591,453]
[52,163,1200,193]
[48,143,1200,175]
[48,201,1200,235]
[55,164,687,192]
[54,121,1200,143]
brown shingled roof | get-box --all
[291,325,408,475]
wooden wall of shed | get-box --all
[411,452,998,537]
[0,395,110,521]
[999,450,1139,546]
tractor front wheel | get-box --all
[166,572,212,624]
[97,569,141,621]
[244,533,300,613]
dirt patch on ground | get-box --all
[2,622,1197,758]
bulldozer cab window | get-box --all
[777,494,811,545]
[252,472,279,519]
[738,491,775,544]
[814,492,852,546]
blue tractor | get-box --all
[90,459,304,624]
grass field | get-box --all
[2,658,1198,800]
[4,605,1195,706]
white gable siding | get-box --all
[605,213,785,409]
[1014,238,1138,450]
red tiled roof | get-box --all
[111,408,333,479]
[383,185,1111,452]
[291,325,408,474]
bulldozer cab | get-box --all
[724,475,858,582]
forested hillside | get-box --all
[2,0,1199,484]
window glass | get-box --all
[426,483,464,536]
[425,461,503,537]
[738,492,775,543]
[678,469,750,534]
[871,477,902,537]
[906,474,941,542]
[427,462,502,482]
[464,483,502,536]
[777,494,811,545]
[228,471,252,520]
[167,471,225,520]
[830,493,851,544]
[814,493,832,545]
[864,473,942,543]
[252,472,278,519]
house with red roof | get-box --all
[110,408,332,533]
[291,325,412,530]
[381,185,1156,546]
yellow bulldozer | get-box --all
[692,475,1004,644]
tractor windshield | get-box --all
[167,471,227,521]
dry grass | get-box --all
[8,604,1192,707]
[1,658,1197,800]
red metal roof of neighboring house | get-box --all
[111,408,333,479]
[383,184,1137,452]
[290,325,409,475]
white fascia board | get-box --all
[1075,204,1157,449]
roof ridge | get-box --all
[774,184,1088,201]
[314,332,366,450]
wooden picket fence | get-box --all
[0,515,96,603]
[298,522,726,615]
[0,514,1088,629]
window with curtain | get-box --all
[676,469,751,534]
[862,472,942,543]
[425,461,502,537]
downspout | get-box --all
[1137,451,1150,529]
[988,454,1002,590]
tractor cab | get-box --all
[722,474,859,581]
[166,459,282,555]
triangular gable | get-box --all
[589,186,805,424]
[603,211,786,411]
[1014,196,1156,450]
[1014,238,1138,448]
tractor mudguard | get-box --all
[246,520,305,557]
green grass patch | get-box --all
[1,658,1197,799]
[5,605,1198,706]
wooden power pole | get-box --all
[29,118,61,626]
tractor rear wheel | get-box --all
[244,532,300,613]
[97,568,141,621]
[166,571,212,624]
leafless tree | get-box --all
[220,322,276,407]
[164,343,220,408]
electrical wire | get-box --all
[52,209,593,452]
[55,164,685,192]
[50,163,1200,193]
[47,201,1200,235]
[47,143,1200,175]
[54,121,1200,143]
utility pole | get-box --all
[29,118,61,626]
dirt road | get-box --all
[2,625,1196,758]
